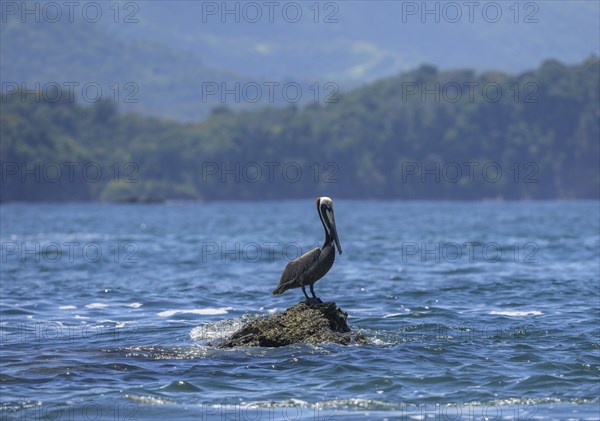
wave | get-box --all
[489,310,543,316]
[157,307,233,318]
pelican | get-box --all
[272,197,342,303]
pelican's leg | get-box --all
[309,284,322,303]
[302,286,311,301]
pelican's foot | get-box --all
[304,297,323,305]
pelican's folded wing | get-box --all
[272,247,321,294]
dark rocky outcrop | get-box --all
[218,302,367,348]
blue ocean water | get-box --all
[1,201,599,420]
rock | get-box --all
[217,302,367,348]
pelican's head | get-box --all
[316,196,342,254]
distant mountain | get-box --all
[1,1,598,121]
[105,0,600,81]
[0,18,250,120]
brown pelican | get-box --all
[272,197,342,303]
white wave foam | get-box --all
[85,303,108,309]
[190,314,256,342]
[125,394,174,405]
[126,302,143,308]
[157,307,232,318]
[489,310,542,316]
[59,305,76,310]
[97,320,131,328]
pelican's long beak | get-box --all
[329,210,342,255]
[318,196,343,255]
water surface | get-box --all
[1,201,599,420]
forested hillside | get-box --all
[1,58,598,202]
